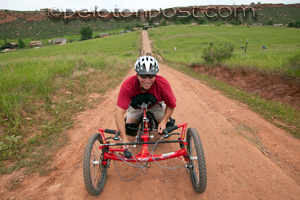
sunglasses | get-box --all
[139,74,156,79]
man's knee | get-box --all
[126,118,139,124]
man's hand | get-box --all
[121,136,129,149]
[157,121,167,134]
[157,106,174,134]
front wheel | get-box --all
[83,133,108,196]
[186,127,207,193]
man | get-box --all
[115,56,176,146]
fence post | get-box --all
[245,39,248,53]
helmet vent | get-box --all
[134,56,159,75]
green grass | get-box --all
[150,25,300,138]
[0,31,140,59]
[149,25,300,74]
[161,60,300,139]
[0,31,141,174]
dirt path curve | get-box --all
[2,31,300,200]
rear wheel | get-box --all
[83,133,108,196]
[186,127,207,193]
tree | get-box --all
[125,24,131,30]
[288,22,294,27]
[18,39,25,49]
[80,26,93,40]
[160,19,167,26]
[135,23,142,28]
[295,20,300,28]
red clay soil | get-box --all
[1,31,300,200]
[192,65,300,110]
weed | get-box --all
[5,177,23,190]
[234,123,266,155]
[286,51,300,78]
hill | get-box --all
[0,3,299,41]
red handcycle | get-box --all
[83,94,207,196]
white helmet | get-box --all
[135,56,159,75]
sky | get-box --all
[1,0,299,11]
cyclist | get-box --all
[115,56,176,146]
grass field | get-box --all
[149,25,300,74]
[0,31,141,174]
[151,25,300,139]
[0,31,140,59]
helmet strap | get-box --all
[137,78,146,91]
[137,77,154,92]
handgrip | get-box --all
[165,125,178,133]
[163,125,179,138]
[105,129,117,134]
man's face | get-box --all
[137,74,156,90]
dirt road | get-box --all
[1,30,300,200]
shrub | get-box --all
[198,18,205,25]
[230,20,241,26]
[263,20,273,26]
[201,41,234,65]
[189,58,202,67]
[174,16,191,25]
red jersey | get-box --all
[117,75,176,110]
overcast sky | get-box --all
[1,0,299,11]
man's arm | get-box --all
[115,106,129,145]
[157,106,174,134]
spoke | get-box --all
[90,140,102,187]
[190,137,200,185]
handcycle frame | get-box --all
[83,94,207,196]
[98,114,188,164]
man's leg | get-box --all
[126,106,142,124]
[149,102,166,123]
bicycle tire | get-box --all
[83,133,108,196]
[186,127,207,193]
